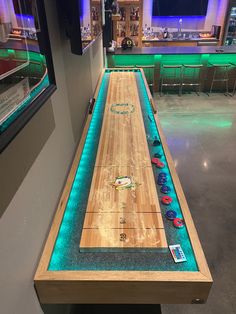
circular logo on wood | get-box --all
[110,103,135,114]
[112,176,139,190]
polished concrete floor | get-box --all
[157,93,236,314]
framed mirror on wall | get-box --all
[57,0,102,55]
[0,0,56,152]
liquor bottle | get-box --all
[131,7,135,21]
[136,8,139,21]
[163,28,169,39]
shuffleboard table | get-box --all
[34,68,212,304]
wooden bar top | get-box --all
[108,46,236,55]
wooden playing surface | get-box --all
[80,72,167,250]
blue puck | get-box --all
[165,210,177,221]
[158,172,168,178]
[157,177,167,185]
[158,174,168,181]
[161,185,171,194]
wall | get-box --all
[0,0,103,314]
[143,0,226,32]
[62,33,103,144]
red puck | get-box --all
[173,218,184,229]
[161,196,173,205]
[156,161,165,169]
[151,157,160,165]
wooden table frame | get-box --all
[34,68,212,304]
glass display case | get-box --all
[112,0,143,48]
[90,0,102,39]
[225,7,236,46]
[0,0,56,152]
[80,0,102,51]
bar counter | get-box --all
[141,38,219,48]
[107,46,236,92]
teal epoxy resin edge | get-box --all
[48,72,110,270]
[48,69,198,271]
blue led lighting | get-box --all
[153,16,206,18]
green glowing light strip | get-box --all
[49,73,110,270]
[110,54,236,77]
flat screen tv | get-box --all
[152,0,209,16]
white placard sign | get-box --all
[0,77,30,124]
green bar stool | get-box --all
[208,63,231,95]
[160,64,182,96]
[181,64,203,95]
[135,65,155,92]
